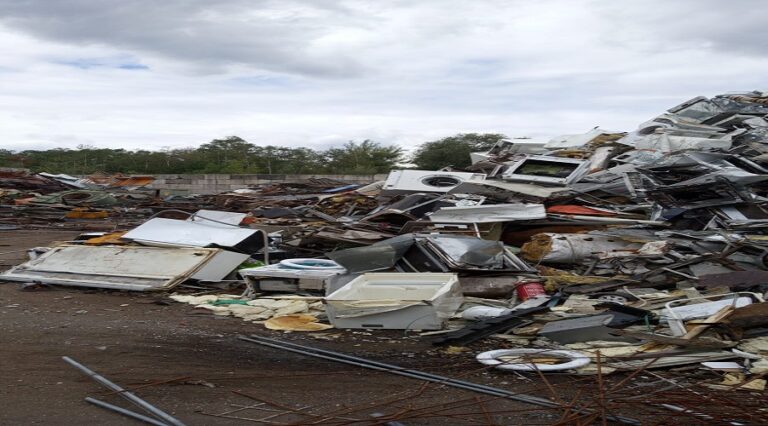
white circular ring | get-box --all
[279,258,345,270]
[476,349,591,372]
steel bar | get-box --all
[239,335,640,425]
[62,356,186,426]
[85,397,170,426]
[240,335,556,406]
[246,334,551,403]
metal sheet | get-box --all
[240,263,345,280]
[545,128,623,149]
[122,218,263,252]
[327,235,416,273]
[607,351,737,371]
[191,250,250,281]
[0,244,220,290]
[328,233,534,273]
[626,132,733,153]
[37,172,93,188]
[429,203,545,223]
[424,235,505,268]
[448,180,570,201]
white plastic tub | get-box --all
[325,273,462,330]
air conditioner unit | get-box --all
[382,170,486,195]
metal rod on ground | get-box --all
[85,397,170,426]
[246,336,569,406]
[239,335,550,405]
[244,335,550,402]
[62,356,186,426]
[238,335,640,425]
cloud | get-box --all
[0,0,767,151]
[0,0,368,77]
[594,1,768,57]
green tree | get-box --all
[0,149,14,166]
[197,136,255,172]
[323,140,402,174]
[1,136,404,175]
[411,133,507,170]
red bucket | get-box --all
[516,282,546,301]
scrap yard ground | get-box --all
[0,231,558,426]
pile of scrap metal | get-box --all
[0,168,70,199]
[0,169,164,229]
[234,91,768,388]
[2,91,768,390]
[1,170,157,192]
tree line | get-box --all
[0,133,506,175]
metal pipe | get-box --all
[62,356,186,426]
[85,397,170,426]
[238,335,639,425]
[245,335,555,402]
[239,336,535,399]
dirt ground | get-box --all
[1,230,572,426]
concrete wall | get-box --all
[147,173,388,195]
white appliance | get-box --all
[325,272,462,330]
[382,170,486,195]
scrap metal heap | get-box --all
[3,91,768,422]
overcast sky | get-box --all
[1,0,766,152]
